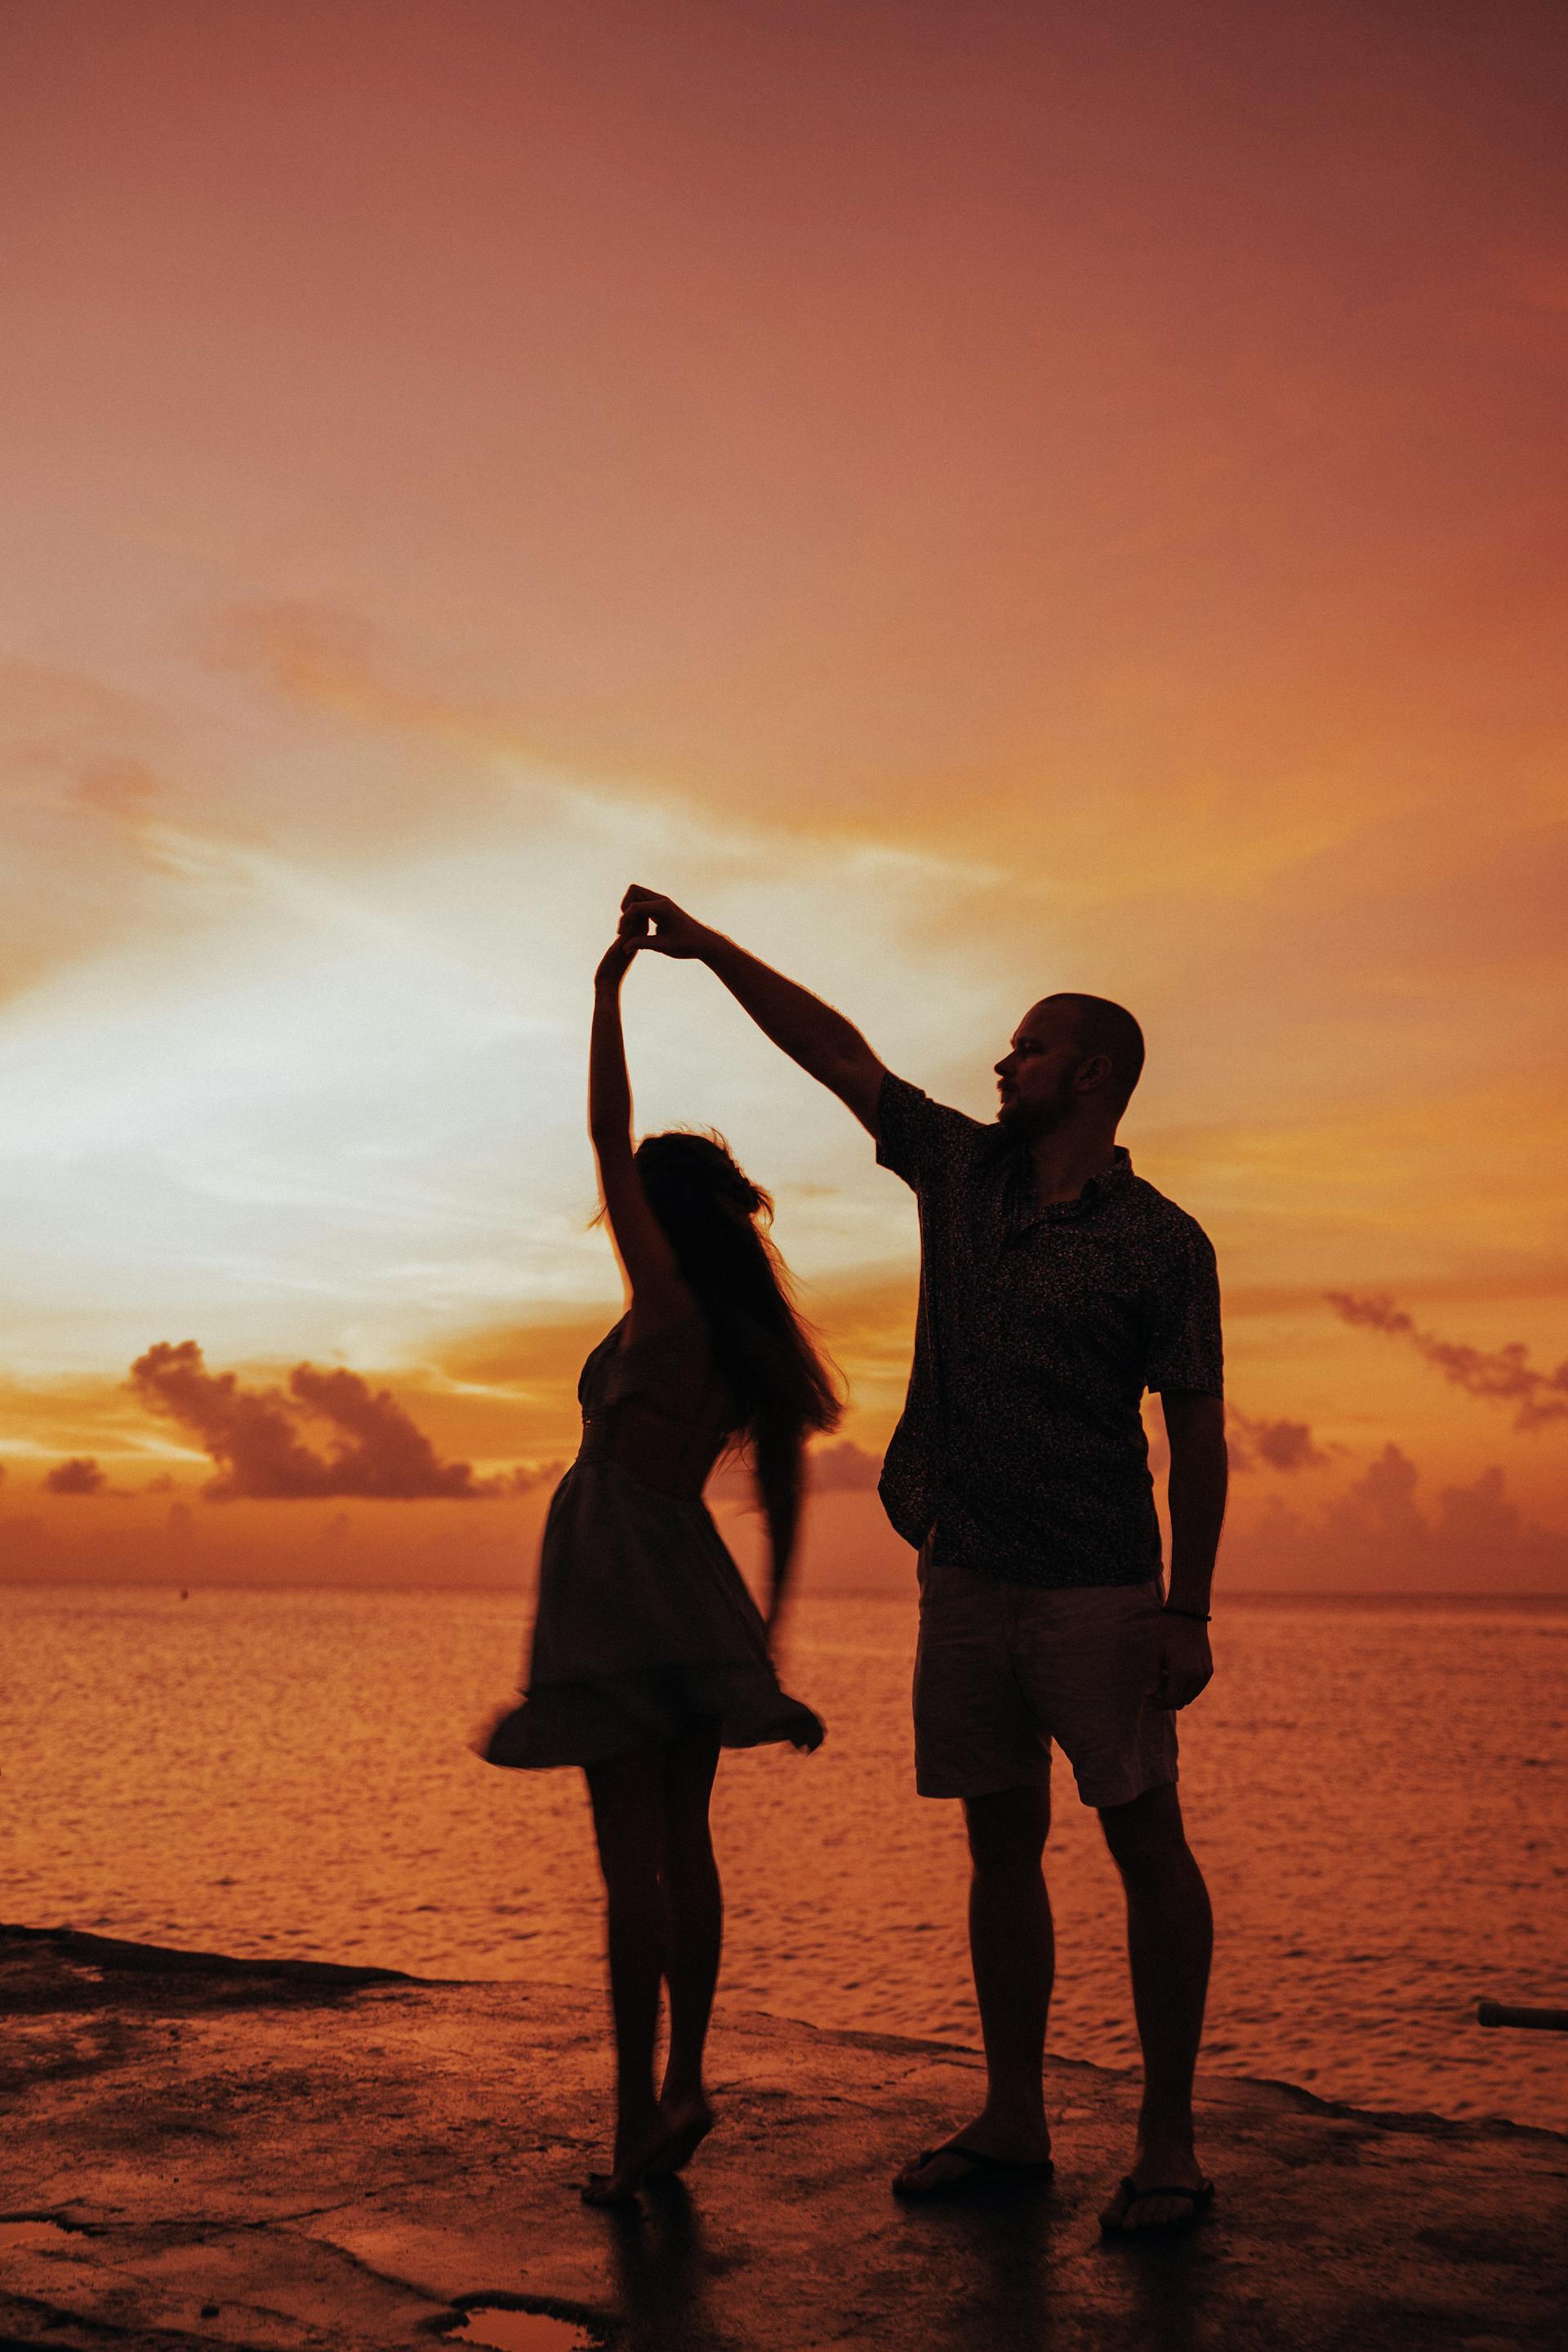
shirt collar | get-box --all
[1003,1143,1134,1231]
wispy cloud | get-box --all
[1328,1294,1568,1430]
[215,602,476,746]
[69,757,160,818]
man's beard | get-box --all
[997,1076,1076,1139]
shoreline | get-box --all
[6,1575,1568,1606]
[6,1919,1561,2147]
[3,1919,1564,2352]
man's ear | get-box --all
[1075,1051,1114,1094]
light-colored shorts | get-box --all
[913,1551,1178,1809]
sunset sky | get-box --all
[2,0,1565,1590]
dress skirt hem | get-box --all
[479,1665,825,1771]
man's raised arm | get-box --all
[619,885,888,1134]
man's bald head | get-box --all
[1040,993,1146,1110]
[995,993,1147,1141]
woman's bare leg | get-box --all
[657,1720,723,2130]
[584,1744,669,2195]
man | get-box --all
[619,885,1227,2236]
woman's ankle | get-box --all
[658,2074,709,2116]
[614,2090,660,2140]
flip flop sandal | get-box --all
[893,2144,1057,2201]
[1100,2176,1216,2236]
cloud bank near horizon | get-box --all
[1227,1412,1334,1474]
[127,1341,507,1500]
[4,1438,1564,1597]
[1223,1445,1568,1593]
[42,1454,108,1496]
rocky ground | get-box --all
[1,1923,1563,2351]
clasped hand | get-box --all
[596,884,705,987]
[617,884,711,959]
[1152,1614,1214,1712]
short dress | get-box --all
[481,1313,825,1770]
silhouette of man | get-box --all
[620,887,1226,2234]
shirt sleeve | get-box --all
[874,1071,987,1191]
[1145,1223,1224,1396]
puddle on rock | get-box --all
[0,2219,81,2252]
[446,2310,602,2352]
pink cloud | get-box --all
[43,1455,108,1496]
[128,1341,506,1499]
[1328,1294,1568,1430]
[1228,1412,1332,1473]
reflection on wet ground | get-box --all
[4,1918,1563,2352]
[447,2305,603,2351]
[0,2218,81,2252]
[598,2183,722,2352]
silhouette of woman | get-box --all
[482,931,838,2203]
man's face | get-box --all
[994,1001,1087,1137]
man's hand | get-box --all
[618,882,888,1134]
[1160,1390,1225,1708]
[1152,1613,1213,1711]
[619,886,717,960]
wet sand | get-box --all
[2,1922,1564,2351]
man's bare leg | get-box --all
[1097,1781,1213,2230]
[894,1781,1054,2192]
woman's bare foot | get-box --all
[580,2167,640,2207]
[581,2113,664,2205]
[642,2093,716,2180]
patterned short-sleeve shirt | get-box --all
[875,1071,1223,1589]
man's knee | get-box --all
[964,1783,1049,1873]
[1098,1780,1186,1872]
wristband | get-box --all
[1164,1606,1211,1623]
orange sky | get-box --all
[2,0,1566,1590]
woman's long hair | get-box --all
[632,1130,841,1471]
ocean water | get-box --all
[2,1584,1564,2132]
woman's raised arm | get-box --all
[588,942,689,1328]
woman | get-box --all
[483,931,840,2204]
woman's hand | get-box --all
[595,935,637,993]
